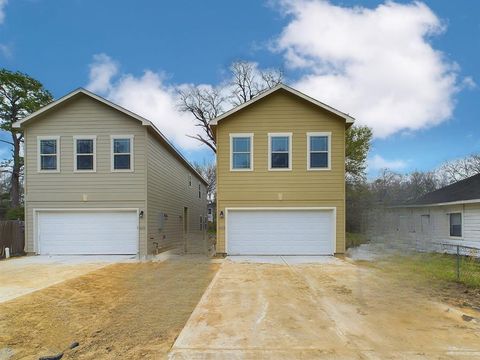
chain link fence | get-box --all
[434,243,480,287]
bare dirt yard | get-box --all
[0,255,132,303]
[171,256,480,359]
[0,256,220,359]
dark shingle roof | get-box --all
[410,173,480,205]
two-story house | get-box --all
[210,84,354,255]
[13,88,207,257]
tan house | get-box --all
[210,84,354,255]
[13,88,208,257]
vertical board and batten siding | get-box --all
[215,89,346,253]
[146,129,207,254]
[24,95,148,254]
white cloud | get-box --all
[275,0,462,138]
[0,0,7,24]
[0,43,11,58]
[86,54,204,150]
[369,154,407,170]
[87,54,119,93]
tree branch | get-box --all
[0,139,14,146]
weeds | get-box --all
[388,253,480,288]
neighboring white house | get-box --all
[366,174,480,252]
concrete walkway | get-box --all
[0,255,133,303]
[169,256,480,359]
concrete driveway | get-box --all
[170,256,480,359]
[0,255,133,303]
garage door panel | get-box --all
[38,211,138,255]
[227,209,334,255]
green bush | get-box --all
[346,232,368,249]
[5,207,25,221]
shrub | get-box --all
[346,232,368,249]
[5,207,25,221]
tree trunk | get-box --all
[10,134,21,208]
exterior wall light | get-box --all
[219,211,224,219]
[139,210,144,218]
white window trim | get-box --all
[37,136,60,173]
[230,133,254,171]
[268,132,292,171]
[307,132,331,171]
[448,211,463,239]
[73,135,97,173]
[111,135,134,172]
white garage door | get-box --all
[37,211,138,255]
[227,209,335,255]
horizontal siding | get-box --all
[23,94,148,254]
[24,95,146,202]
[215,90,346,253]
[464,203,480,242]
[146,130,207,254]
[367,204,480,250]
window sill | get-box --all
[111,169,134,173]
[37,170,60,173]
[268,168,292,171]
[307,167,331,171]
[230,168,253,172]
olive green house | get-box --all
[13,88,208,257]
[210,84,354,255]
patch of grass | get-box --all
[346,232,368,249]
[387,253,480,289]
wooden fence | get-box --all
[0,220,25,258]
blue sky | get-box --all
[0,0,478,178]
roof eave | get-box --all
[209,83,355,126]
[12,87,208,185]
[13,88,152,129]
[389,198,480,208]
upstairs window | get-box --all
[307,132,330,170]
[449,213,462,237]
[38,136,60,172]
[269,133,292,170]
[189,174,192,187]
[74,136,96,172]
[230,134,253,171]
[198,183,201,199]
[111,135,134,171]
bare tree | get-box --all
[193,160,216,201]
[178,61,283,153]
[229,61,283,106]
[178,86,224,153]
[436,154,480,185]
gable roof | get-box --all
[209,83,355,126]
[406,173,480,206]
[12,88,208,185]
